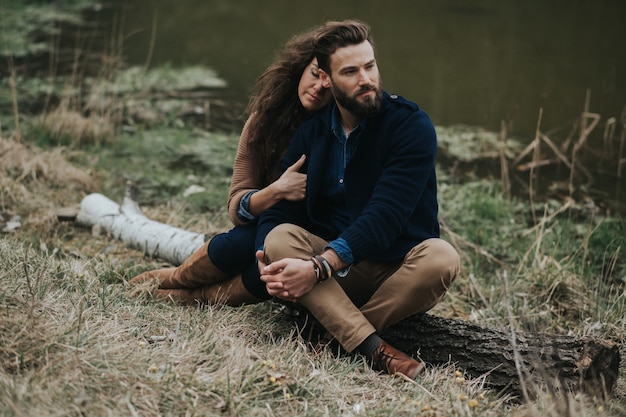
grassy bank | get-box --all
[1,126,625,416]
[1,2,625,416]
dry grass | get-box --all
[39,105,116,147]
[1,129,625,416]
[0,134,94,190]
[0,134,95,245]
[0,238,509,416]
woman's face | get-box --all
[298,58,331,112]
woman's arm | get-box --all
[228,116,262,225]
[228,115,306,225]
[246,154,306,214]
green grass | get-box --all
[88,127,238,214]
[0,1,90,58]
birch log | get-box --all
[73,188,206,265]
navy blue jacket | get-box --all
[256,91,440,264]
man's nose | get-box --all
[358,69,372,85]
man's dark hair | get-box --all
[314,20,374,74]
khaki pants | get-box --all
[263,224,460,352]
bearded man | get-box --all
[255,19,460,380]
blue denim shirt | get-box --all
[324,106,367,269]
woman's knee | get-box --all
[209,226,257,273]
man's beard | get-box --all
[331,79,383,119]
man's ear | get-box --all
[319,69,331,89]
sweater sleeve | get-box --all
[227,115,264,226]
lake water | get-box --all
[105,0,626,214]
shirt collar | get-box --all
[330,102,368,140]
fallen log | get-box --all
[62,190,621,398]
[65,185,208,265]
[381,313,620,399]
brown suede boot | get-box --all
[153,275,260,307]
[371,340,425,379]
[129,240,228,289]
[129,267,176,287]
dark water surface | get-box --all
[108,0,625,135]
[105,0,626,213]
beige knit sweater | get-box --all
[227,115,264,226]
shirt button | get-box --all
[339,178,344,184]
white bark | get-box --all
[75,191,205,265]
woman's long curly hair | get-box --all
[244,26,324,185]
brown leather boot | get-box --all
[153,275,260,307]
[129,267,176,287]
[129,240,228,289]
[371,340,425,379]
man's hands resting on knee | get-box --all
[256,249,345,302]
[256,250,318,302]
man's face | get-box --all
[320,40,382,118]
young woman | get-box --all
[129,25,331,305]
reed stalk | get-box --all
[8,56,21,142]
[529,108,542,226]
[569,89,600,197]
[499,120,511,201]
